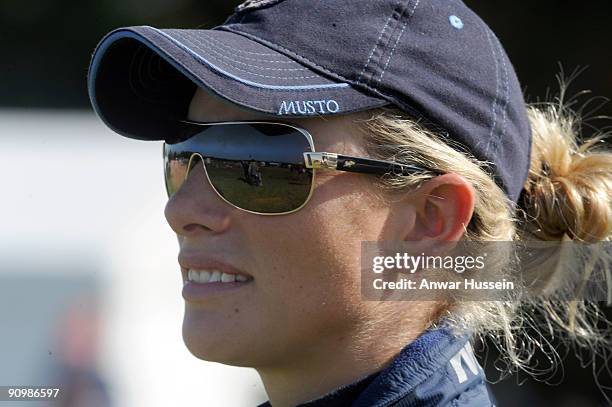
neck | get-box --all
[256,322,425,407]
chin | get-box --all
[182,324,249,366]
[181,308,257,367]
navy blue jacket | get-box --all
[258,325,495,406]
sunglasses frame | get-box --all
[164,120,433,216]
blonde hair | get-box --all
[358,81,612,385]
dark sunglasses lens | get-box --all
[164,123,314,214]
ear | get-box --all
[404,173,475,242]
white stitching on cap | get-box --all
[236,0,284,13]
[177,33,319,79]
[216,27,359,88]
[182,31,299,63]
[483,28,500,154]
[91,28,350,103]
[195,33,277,56]
[358,13,393,82]
[378,0,420,82]
[172,32,309,71]
[148,27,350,89]
[191,36,304,67]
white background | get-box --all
[0,110,267,406]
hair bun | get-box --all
[520,105,612,242]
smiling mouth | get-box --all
[186,268,252,284]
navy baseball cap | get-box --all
[88,0,532,202]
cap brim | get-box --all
[88,25,389,141]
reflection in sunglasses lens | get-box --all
[164,123,314,214]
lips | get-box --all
[178,253,253,283]
[179,253,253,302]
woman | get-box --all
[87,0,612,405]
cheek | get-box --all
[242,178,389,332]
[302,188,387,293]
[306,175,389,266]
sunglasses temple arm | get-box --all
[304,152,430,176]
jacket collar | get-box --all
[257,323,492,407]
[353,324,489,407]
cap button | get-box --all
[449,15,464,29]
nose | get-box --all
[164,158,231,236]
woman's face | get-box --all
[165,88,419,368]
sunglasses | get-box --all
[163,120,432,215]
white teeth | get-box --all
[187,268,250,284]
[221,272,236,283]
[200,270,211,283]
[209,270,222,282]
